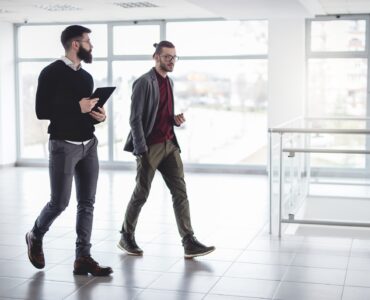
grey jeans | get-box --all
[32,137,99,258]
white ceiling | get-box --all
[0,0,369,23]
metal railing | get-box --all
[268,116,370,236]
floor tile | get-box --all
[273,281,343,300]
[201,248,243,262]
[0,234,30,247]
[40,264,97,284]
[0,277,28,294]
[94,266,161,288]
[168,259,232,276]
[225,262,288,281]
[345,270,370,287]
[2,278,83,300]
[135,289,204,300]
[0,260,55,279]
[247,239,302,253]
[342,286,370,300]
[141,243,184,258]
[0,245,26,260]
[298,242,351,256]
[238,250,295,265]
[348,257,370,271]
[64,283,142,300]
[118,255,180,272]
[210,277,279,298]
[291,253,348,269]
[204,295,264,300]
[149,273,220,293]
[283,266,346,285]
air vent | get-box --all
[34,4,82,12]
[113,2,158,8]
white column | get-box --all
[0,22,16,166]
[268,18,306,128]
[268,18,306,235]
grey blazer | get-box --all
[124,68,180,155]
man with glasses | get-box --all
[118,40,215,258]
[25,25,113,276]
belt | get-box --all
[64,139,92,145]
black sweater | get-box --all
[35,60,97,141]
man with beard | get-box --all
[25,25,113,276]
[118,41,215,259]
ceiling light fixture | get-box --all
[34,4,82,12]
[113,2,158,8]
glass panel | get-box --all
[18,24,107,58]
[167,21,268,56]
[113,25,160,55]
[173,59,267,165]
[19,61,108,160]
[308,58,367,168]
[19,62,50,159]
[308,58,367,116]
[112,61,153,161]
[310,132,366,168]
[112,59,267,165]
[311,20,366,52]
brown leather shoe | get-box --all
[25,231,45,269]
[73,256,113,276]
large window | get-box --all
[307,17,368,169]
[17,24,108,160]
[16,20,268,168]
[171,59,267,164]
[167,21,268,165]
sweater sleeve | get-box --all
[35,66,56,120]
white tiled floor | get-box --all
[1,167,370,299]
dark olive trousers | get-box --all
[122,140,194,238]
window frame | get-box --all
[14,19,269,173]
[306,15,370,174]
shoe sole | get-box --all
[117,243,143,256]
[184,248,215,259]
[25,233,45,269]
[73,269,113,276]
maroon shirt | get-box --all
[147,68,174,145]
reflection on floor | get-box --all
[1,167,370,299]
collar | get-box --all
[153,67,167,84]
[60,56,81,71]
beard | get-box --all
[159,61,174,73]
[77,46,92,63]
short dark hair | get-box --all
[61,25,91,50]
[153,41,175,58]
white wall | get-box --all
[268,18,306,127]
[0,22,16,166]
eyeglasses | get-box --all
[160,55,179,62]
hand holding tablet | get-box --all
[90,87,116,111]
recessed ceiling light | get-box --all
[34,4,82,12]
[113,2,158,8]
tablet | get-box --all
[90,87,116,111]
